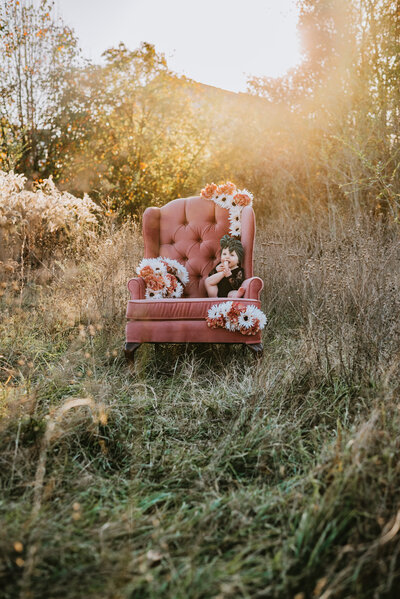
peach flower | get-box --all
[139,265,154,278]
[217,181,237,195]
[207,315,227,329]
[165,273,178,294]
[161,259,174,274]
[200,183,218,200]
[226,302,245,326]
[233,192,251,207]
[144,273,164,291]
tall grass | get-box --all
[0,209,399,598]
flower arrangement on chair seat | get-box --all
[136,257,189,299]
[207,301,267,335]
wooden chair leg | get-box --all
[124,342,141,362]
[247,343,263,359]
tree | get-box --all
[246,0,400,218]
[0,0,82,176]
[45,43,214,215]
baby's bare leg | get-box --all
[228,287,245,298]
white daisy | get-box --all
[236,188,254,206]
[163,257,189,285]
[207,304,222,319]
[218,301,232,316]
[162,257,179,270]
[228,208,242,227]
[258,313,267,329]
[207,301,232,320]
[170,282,184,298]
[213,193,234,209]
[177,269,189,285]
[238,310,256,330]
[229,222,241,237]
[229,205,242,218]
[225,319,238,332]
[238,305,267,331]
[150,258,168,275]
[245,304,267,329]
[136,258,155,275]
[145,288,164,300]
[136,257,168,276]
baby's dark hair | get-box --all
[220,234,244,265]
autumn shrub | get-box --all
[0,170,101,272]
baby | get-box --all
[205,235,245,298]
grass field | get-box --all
[1,213,400,599]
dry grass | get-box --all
[0,210,399,599]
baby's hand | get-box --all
[223,261,231,277]
[216,263,225,272]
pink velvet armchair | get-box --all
[125,195,264,360]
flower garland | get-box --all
[200,181,253,238]
[206,301,267,336]
[136,257,189,299]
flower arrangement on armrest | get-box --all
[207,301,267,335]
[200,181,253,237]
[136,257,189,299]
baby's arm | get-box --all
[205,263,228,297]
[206,264,225,283]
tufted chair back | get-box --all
[143,196,255,298]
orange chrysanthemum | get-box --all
[233,193,251,207]
[165,273,178,293]
[217,181,236,195]
[142,273,164,291]
[200,183,218,200]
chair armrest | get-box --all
[239,277,264,300]
[127,277,146,300]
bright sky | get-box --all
[53,0,302,93]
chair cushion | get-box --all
[126,319,262,344]
[127,297,261,321]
